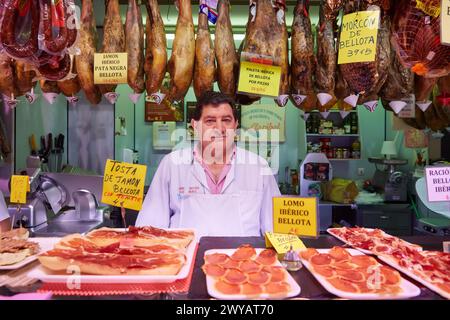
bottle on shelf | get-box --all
[351,139,361,159]
[350,113,358,134]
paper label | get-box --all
[338,10,380,64]
[94,53,128,84]
[238,61,281,98]
[10,175,29,204]
[102,159,147,210]
[265,232,306,254]
[425,166,450,202]
[272,197,318,238]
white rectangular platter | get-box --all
[301,248,421,300]
[28,230,197,284]
[205,248,301,300]
[0,237,60,271]
[378,255,449,300]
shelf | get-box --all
[306,134,360,137]
[329,158,361,161]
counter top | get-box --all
[188,235,450,300]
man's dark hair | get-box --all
[193,91,238,121]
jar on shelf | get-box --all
[319,138,331,152]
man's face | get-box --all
[191,103,238,160]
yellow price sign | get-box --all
[265,232,306,254]
[273,197,318,238]
[237,61,281,97]
[94,53,128,84]
[338,10,380,64]
[442,0,450,45]
[102,159,147,211]
[10,175,29,204]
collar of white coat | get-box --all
[190,142,236,193]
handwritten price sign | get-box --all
[102,159,147,211]
[10,175,29,204]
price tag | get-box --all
[94,53,128,84]
[273,197,318,238]
[102,159,147,210]
[237,61,281,97]
[10,175,29,204]
[338,10,380,64]
[425,166,450,202]
[265,232,306,254]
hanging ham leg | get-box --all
[144,0,167,97]
[193,7,215,99]
[126,0,145,94]
[315,5,338,111]
[14,61,36,97]
[291,0,316,111]
[215,0,238,98]
[76,0,101,105]
[167,0,195,102]
[0,53,18,99]
[58,56,81,97]
[99,0,125,97]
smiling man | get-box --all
[136,91,280,236]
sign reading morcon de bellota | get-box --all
[102,159,147,211]
[425,166,450,202]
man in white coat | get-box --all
[136,91,281,237]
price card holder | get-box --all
[102,159,147,211]
[10,175,29,204]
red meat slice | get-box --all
[300,248,319,261]
[239,260,262,273]
[231,244,257,261]
[263,266,286,282]
[202,263,226,278]
[256,249,277,265]
[335,269,365,282]
[328,277,359,293]
[247,271,271,285]
[350,255,378,268]
[215,279,241,295]
[310,253,333,266]
[204,253,230,265]
[223,268,248,285]
[242,283,263,296]
[329,247,351,262]
[222,258,241,269]
[313,265,336,278]
[264,282,291,295]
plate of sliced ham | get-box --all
[203,245,301,300]
[327,227,422,255]
[300,247,421,300]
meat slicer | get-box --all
[368,157,409,202]
[8,169,110,237]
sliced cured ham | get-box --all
[223,268,248,285]
[312,265,336,278]
[300,248,319,261]
[350,255,378,268]
[125,0,145,94]
[215,279,241,295]
[242,283,263,296]
[239,260,262,273]
[380,266,401,285]
[264,282,291,295]
[167,0,195,102]
[231,244,256,261]
[76,0,101,105]
[333,260,355,270]
[336,269,365,282]
[202,263,226,278]
[328,277,359,293]
[204,253,230,265]
[263,266,286,282]
[247,271,271,286]
[256,249,277,266]
[222,258,241,269]
[329,246,351,262]
[310,253,332,266]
